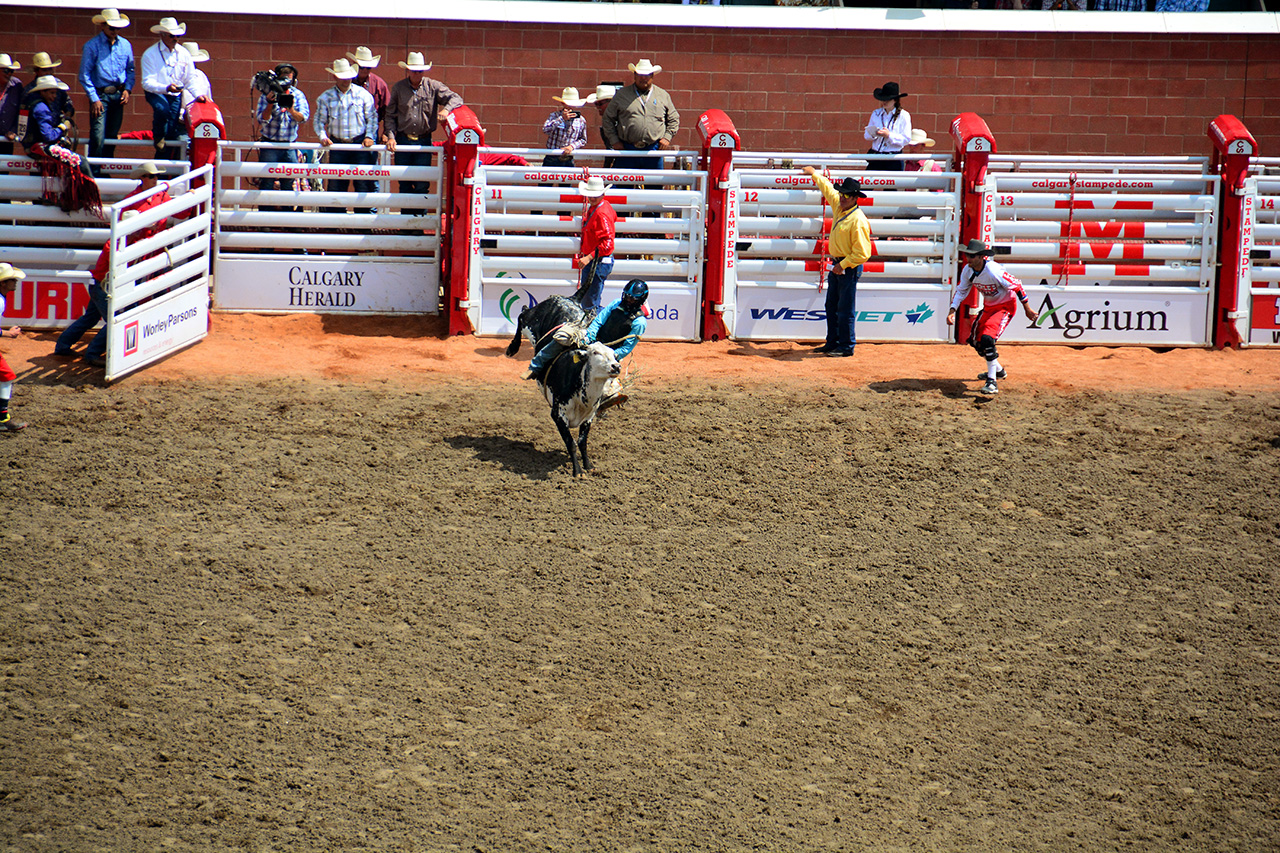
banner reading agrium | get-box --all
[214,259,440,314]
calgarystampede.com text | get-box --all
[266,165,393,179]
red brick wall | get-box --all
[7,7,1277,158]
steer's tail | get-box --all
[570,262,597,307]
[505,308,528,357]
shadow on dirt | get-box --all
[868,378,972,398]
[445,434,567,480]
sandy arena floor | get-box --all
[1,315,1278,851]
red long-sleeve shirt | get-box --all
[579,199,616,259]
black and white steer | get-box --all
[506,295,621,477]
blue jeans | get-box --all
[824,264,860,351]
[324,139,375,212]
[613,141,663,173]
[579,256,614,314]
[88,91,126,176]
[258,143,297,192]
[57,281,109,358]
[146,91,183,155]
[394,134,433,213]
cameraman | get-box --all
[256,63,309,206]
[542,87,587,168]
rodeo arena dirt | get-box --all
[5,6,1280,852]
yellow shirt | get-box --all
[812,174,872,270]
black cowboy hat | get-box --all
[835,177,869,199]
[958,238,995,256]
[873,81,908,101]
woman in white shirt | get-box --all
[863,81,912,172]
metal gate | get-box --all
[981,155,1219,346]
[471,152,705,341]
[214,140,443,314]
[725,151,959,341]
[103,164,214,382]
[1245,159,1280,346]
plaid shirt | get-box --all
[314,83,376,142]
[257,87,310,142]
[542,110,587,152]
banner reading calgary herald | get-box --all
[215,259,439,314]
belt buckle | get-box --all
[102,85,117,94]
[404,134,419,141]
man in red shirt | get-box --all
[575,175,616,313]
[54,209,142,366]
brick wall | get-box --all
[6,6,1277,158]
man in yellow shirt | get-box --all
[801,166,872,356]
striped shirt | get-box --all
[79,31,135,103]
[314,83,376,142]
[257,88,310,142]
[542,111,587,152]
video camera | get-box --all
[253,69,294,110]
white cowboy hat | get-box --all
[345,46,381,68]
[0,262,27,283]
[627,59,662,76]
[0,54,20,72]
[29,52,62,70]
[181,42,210,63]
[397,51,432,72]
[150,17,187,36]
[324,58,359,80]
[92,8,130,26]
[909,129,936,148]
[28,75,70,94]
[578,175,609,198]
[131,161,162,177]
[585,84,616,104]
[553,87,587,108]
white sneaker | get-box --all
[980,379,998,395]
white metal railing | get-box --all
[473,150,706,340]
[722,152,960,342]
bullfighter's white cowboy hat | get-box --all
[0,263,27,283]
[578,176,609,198]
[909,129,936,148]
[346,46,381,68]
[29,52,62,70]
[181,42,210,63]
[28,75,70,94]
[553,87,587,108]
[0,54,20,72]
[150,17,187,36]
[397,52,432,72]
[324,58,360,80]
[627,59,661,75]
[92,8,130,26]
[585,84,616,104]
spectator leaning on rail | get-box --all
[256,62,309,204]
[800,167,871,358]
[79,8,134,175]
[0,54,21,155]
[0,263,29,432]
[140,16,193,160]
[542,88,588,168]
[386,51,461,214]
[347,47,390,145]
[864,81,912,172]
[179,42,210,120]
[23,75,102,215]
[314,58,377,215]
[602,58,679,172]
[946,239,1040,396]
[586,83,620,168]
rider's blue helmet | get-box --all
[621,279,649,306]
